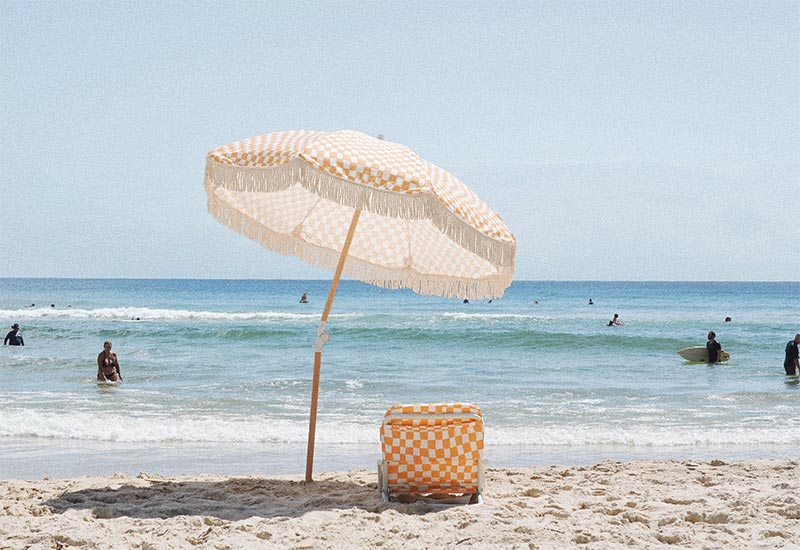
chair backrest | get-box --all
[381,403,483,495]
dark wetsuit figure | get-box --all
[785,339,799,375]
[706,339,721,363]
[3,329,23,346]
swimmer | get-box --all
[97,341,122,382]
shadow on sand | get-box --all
[43,476,396,521]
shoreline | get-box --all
[4,438,800,480]
[2,459,797,549]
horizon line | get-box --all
[1,277,797,284]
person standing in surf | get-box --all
[706,331,722,363]
[97,341,122,382]
[784,334,800,376]
[3,323,24,346]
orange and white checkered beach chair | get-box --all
[378,403,485,504]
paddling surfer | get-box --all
[97,341,122,382]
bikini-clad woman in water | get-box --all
[97,340,123,382]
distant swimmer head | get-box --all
[724,317,732,322]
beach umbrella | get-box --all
[204,130,516,481]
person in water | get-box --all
[97,340,122,382]
[607,314,622,326]
[299,292,308,303]
[3,323,24,346]
[588,299,594,305]
[706,331,722,363]
[784,333,800,376]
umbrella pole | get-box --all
[305,206,362,482]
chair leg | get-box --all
[377,460,389,502]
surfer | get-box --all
[784,334,800,376]
[3,323,24,346]
[706,331,722,363]
[607,314,622,326]
[588,299,594,305]
[97,341,122,382]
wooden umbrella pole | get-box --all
[305,206,362,483]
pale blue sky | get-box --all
[1,1,798,281]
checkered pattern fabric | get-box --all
[381,403,483,495]
[301,130,429,194]
[208,130,326,167]
[427,163,511,242]
[206,129,516,299]
[217,187,500,278]
[207,129,514,242]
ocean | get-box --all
[1,278,798,479]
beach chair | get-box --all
[378,403,485,504]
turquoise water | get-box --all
[1,278,798,478]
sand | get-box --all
[1,459,798,549]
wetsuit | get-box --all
[784,340,799,375]
[706,340,721,363]
[3,330,23,346]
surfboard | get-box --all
[96,379,122,387]
[677,346,730,363]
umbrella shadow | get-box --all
[43,476,388,521]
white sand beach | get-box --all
[2,459,798,549]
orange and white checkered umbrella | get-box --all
[205,129,515,299]
[204,129,516,481]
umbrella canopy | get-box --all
[205,130,515,299]
[205,129,516,480]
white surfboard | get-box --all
[96,379,122,387]
[677,346,730,363]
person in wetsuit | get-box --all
[97,340,123,382]
[784,334,800,376]
[3,323,24,346]
[706,331,722,363]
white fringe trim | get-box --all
[205,179,514,300]
[205,158,516,269]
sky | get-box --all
[1,1,798,281]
